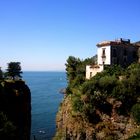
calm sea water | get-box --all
[23,72,67,140]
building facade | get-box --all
[86,65,103,79]
[86,38,139,79]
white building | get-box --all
[86,38,139,79]
[86,65,103,79]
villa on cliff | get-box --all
[86,38,140,79]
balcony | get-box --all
[101,55,106,58]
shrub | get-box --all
[131,104,140,124]
[128,132,140,140]
[0,112,16,139]
[72,95,83,112]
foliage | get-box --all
[65,54,140,124]
[65,55,97,83]
[72,95,84,112]
[0,68,3,80]
[0,112,16,140]
[104,64,124,76]
[98,75,117,93]
[6,62,22,80]
[128,132,140,140]
[65,55,97,94]
[131,104,140,124]
[65,56,81,83]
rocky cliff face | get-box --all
[0,80,31,140]
[55,95,96,140]
[54,95,140,140]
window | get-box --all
[123,56,127,63]
[113,48,117,57]
[113,58,117,64]
[133,51,137,59]
[124,49,127,56]
[102,48,106,58]
[90,72,92,78]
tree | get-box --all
[0,67,3,80]
[65,56,81,83]
[6,62,22,80]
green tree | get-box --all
[131,104,140,124]
[65,56,81,83]
[0,67,3,80]
[6,62,22,80]
[65,55,97,92]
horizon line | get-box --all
[22,70,66,72]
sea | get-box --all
[23,72,67,140]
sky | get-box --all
[0,0,140,71]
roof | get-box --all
[96,38,134,47]
[133,41,140,47]
[90,65,100,68]
[96,41,111,47]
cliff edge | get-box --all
[54,57,140,140]
[55,95,140,140]
[0,80,31,140]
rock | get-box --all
[0,80,31,140]
[59,88,66,94]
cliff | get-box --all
[0,80,31,140]
[55,96,140,140]
[54,61,140,140]
[55,95,97,140]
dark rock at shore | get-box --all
[59,88,66,94]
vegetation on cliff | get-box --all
[0,62,31,140]
[55,56,140,140]
[0,112,16,140]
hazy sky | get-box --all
[0,0,140,71]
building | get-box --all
[86,38,139,79]
[133,41,140,63]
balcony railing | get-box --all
[101,55,106,58]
